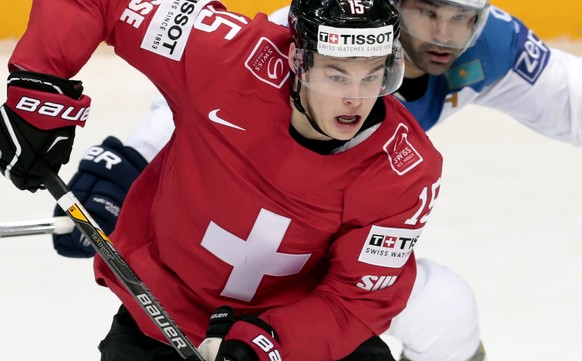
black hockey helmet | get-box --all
[288,0,404,98]
[289,0,400,52]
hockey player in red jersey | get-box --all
[0,1,443,360]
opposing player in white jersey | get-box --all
[49,0,581,361]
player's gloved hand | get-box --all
[0,71,90,192]
[198,306,282,361]
[52,136,147,257]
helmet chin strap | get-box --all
[289,75,333,139]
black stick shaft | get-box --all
[43,173,204,361]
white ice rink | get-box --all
[0,40,581,360]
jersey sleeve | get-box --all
[268,6,290,25]
[124,93,174,162]
[474,47,582,146]
[471,8,582,146]
[8,0,257,125]
[8,0,112,76]
[260,224,418,360]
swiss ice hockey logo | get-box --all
[245,37,290,88]
[383,123,423,175]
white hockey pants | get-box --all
[383,259,484,361]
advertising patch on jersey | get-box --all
[317,25,393,57]
[357,274,398,291]
[445,60,484,90]
[120,0,163,29]
[513,28,550,84]
[383,123,423,176]
[358,226,422,268]
[141,0,199,61]
[245,37,290,88]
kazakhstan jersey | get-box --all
[397,6,582,145]
[270,5,582,145]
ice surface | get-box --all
[1,40,581,360]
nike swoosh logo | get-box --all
[208,109,245,131]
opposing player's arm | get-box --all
[474,8,582,146]
[53,94,174,257]
[125,94,175,162]
[480,47,582,146]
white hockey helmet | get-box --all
[391,0,490,50]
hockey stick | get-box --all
[43,173,205,361]
[0,216,74,238]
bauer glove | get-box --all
[52,136,147,257]
[0,71,91,192]
[199,306,283,361]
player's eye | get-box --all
[329,75,346,82]
[419,8,436,19]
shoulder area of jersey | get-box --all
[268,6,290,26]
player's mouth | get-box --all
[335,115,361,129]
[426,49,454,64]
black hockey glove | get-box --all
[0,71,91,192]
[52,136,147,257]
[199,306,283,361]
[339,336,396,361]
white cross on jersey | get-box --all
[201,208,312,302]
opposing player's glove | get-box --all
[52,136,147,257]
[198,306,282,361]
[0,71,90,192]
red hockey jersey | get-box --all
[9,1,443,359]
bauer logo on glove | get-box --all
[7,85,91,129]
[0,71,91,191]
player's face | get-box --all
[399,0,478,75]
[297,54,385,141]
